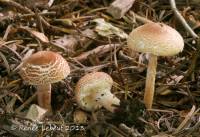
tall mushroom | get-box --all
[127,22,184,109]
[19,51,70,111]
[75,72,120,112]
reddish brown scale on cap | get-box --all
[19,51,70,111]
[20,51,70,85]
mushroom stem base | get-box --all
[95,90,120,112]
[37,84,52,111]
[144,54,157,109]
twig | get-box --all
[1,44,22,60]
[70,63,111,74]
[73,44,122,61]
[35,10,44,34]
[119,123,142,137]
[184,116,200,135]
[182,39,200,81]
[118,50,133,61]
[15,92,37,113]
[0,11,56,28]
[118,50,146,67]
[0,0,33,13]
[129,11,153,24]
[3,25,12,41]
[173,105,197,134]
[104,122,128,137]
[0,0,74,34]
[0,51,11,74]
[169,0,199,38]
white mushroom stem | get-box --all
[37,84,52,111]
[95,90,120,112]
[144,54,157,109]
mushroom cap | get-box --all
[19,51,70,85]
[127,22,184,56]
[75,72,113,111]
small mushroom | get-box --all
[75,72,120,112]
[73,110,87,123]
[19,51,70,111]
[127,22,184,109]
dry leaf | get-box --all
[19,26,49,43]
[93,18,128,39]
[52,35,77,53]
[25,104,47,122]
[167,75,184,85]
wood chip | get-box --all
[25,104,47,121]
[107,0,135,19]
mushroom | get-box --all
[19,51,70,111]
[73,110,87,123]
[75,72,120,112]
[127,22,184,109]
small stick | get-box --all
[182,39,200,81]
[129,11,153,24]
[15,92,37,113]
[119,123,142,137]
[3,25,12,41]
[0,12,56,28]
[0,0,73,34]
[0,0,33,14]
[169,0,199,38]
[173,105,197,134]
[107,0,136,19]
[73,44,122,61]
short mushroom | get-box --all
[19,51,70,111]
[127,22,184,109]
[75,72,120,112]
[73,110,87,123]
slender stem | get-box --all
[95,90,120,112]
[144,54,157,109]
[37,84,52,111]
